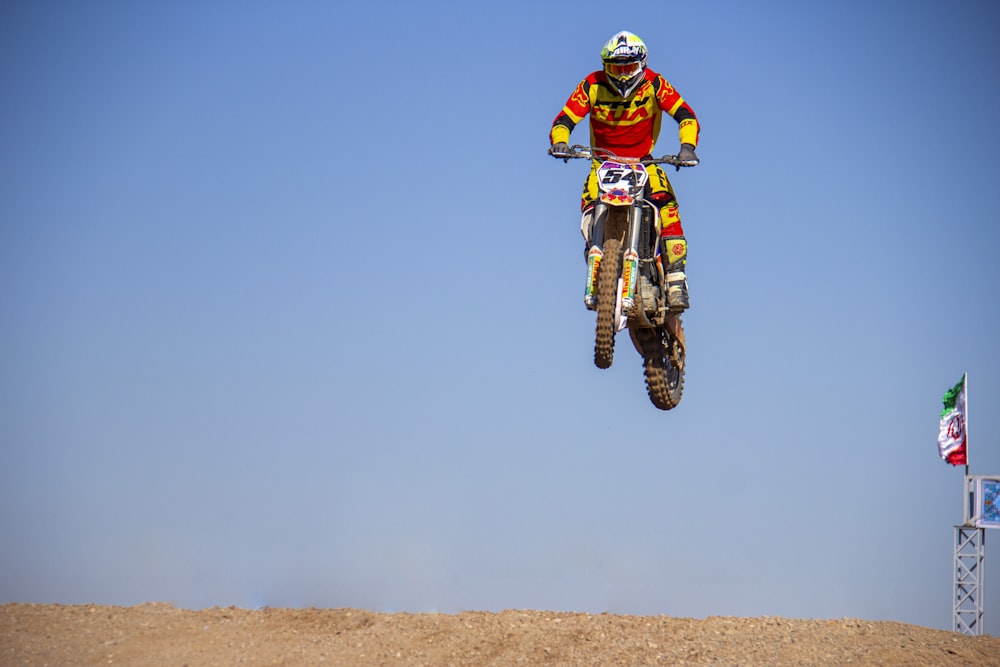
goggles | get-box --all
[605,60,642,80]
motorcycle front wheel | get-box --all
[594,238,621,369]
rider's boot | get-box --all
[661,235,689,310]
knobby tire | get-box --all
[637,321,685,410]
[594,238,621,369]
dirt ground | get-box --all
[2,603,999,666]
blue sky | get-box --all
[2,0,1000,634]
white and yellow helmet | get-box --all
[600,31,648,98]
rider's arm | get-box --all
[652,74,700,148]
[550,78,593,146]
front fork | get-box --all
[584,202,645,311]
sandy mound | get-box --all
[2,603,998,666]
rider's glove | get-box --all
[549,142,571,162]
[677,143,699,166]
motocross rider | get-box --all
[549,30,700,310]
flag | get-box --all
[938,375,967,466]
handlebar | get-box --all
[548,144,698,168]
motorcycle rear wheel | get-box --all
[635,322,685,410]
[594,238,621,369]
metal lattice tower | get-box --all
[954,526,985,635]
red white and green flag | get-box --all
[937,375,967,466]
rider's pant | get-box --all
[580,161,687,267]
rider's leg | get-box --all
[648,165,689,310]
[581,166,600,308]
[580,166,600,250]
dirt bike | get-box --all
[550,145,694,410]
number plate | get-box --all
[596,161,648,195]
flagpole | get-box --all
[964,372,969,477]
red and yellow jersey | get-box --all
[550,68,699,158]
